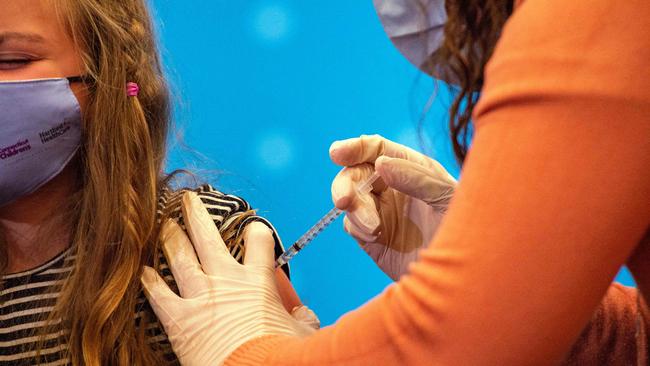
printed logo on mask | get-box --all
[0,78,82,207]
[0,140,32,160]
[39,121,72,144]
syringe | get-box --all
[276,171,381,268]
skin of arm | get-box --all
[275,268,303,312]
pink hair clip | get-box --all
[126,82,140,97]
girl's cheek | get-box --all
[71,84,89,115]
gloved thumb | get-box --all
[291,305,321,330]
[375,156,455,206]
[243,222,276,267]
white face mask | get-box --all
[373,0,449,78]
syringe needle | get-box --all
[275,171,380,268]
[275,207,342,267]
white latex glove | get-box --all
[141,192,314,366]
[330,134,456,280]
[291,305,320,330]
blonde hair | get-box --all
[49,0,171,364]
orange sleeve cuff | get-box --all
[224,335,290,366]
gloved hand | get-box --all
[330,134,456,280]
[141,192,314,366]
[290,305,320,330]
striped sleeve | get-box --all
[157,184,290,277]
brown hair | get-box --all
[423,0,514,162]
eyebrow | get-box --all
[0,32,46,46]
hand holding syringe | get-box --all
[275,171,381,268]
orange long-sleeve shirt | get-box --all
[226,0,650,364]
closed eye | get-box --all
[0,58,34,70]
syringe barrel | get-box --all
[356,171,381,195]
[274,172,379,268]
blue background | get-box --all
[152,0,635,326]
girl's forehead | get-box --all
[0,0,68,48]
[0,0,83,82]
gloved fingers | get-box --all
[345,191,381,236]
[331,164,379,209]
[182,192,238,275]
[161,219,206,298]
[343,216,378,244]
[329,134,424,167]
[331,169,356,210]
[291,305,321,330]
[332,166,381,234]
[242,222,275,267]
[375,156,455,205]
[141,266,181,323]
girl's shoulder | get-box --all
[158,183,252,222]
[157,184,289,277]
[138,185,291,363]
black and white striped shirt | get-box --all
[0,185,287,365]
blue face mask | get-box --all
[0,77,83,207]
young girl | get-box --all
[141,0,650,364]
[0,1,315,365]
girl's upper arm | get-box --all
[196,187,301,311]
